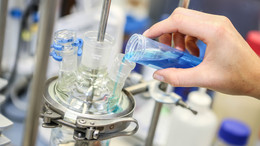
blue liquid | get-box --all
[108,58,126,113]
[124,49,202,69]
[111,58,125,98]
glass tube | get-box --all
[125,34,202,69]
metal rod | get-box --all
[0,0,8,73]
[22,0,58,145]
[172,0,190,47]
[145,102,163,146]
[145,82,168,146]
[178,0,190,8]
[125,82,149,95]
[97,0,112,42]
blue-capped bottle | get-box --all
[124,34,202,69]
[214,119,251,146]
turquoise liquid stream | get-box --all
[108,57,126,113]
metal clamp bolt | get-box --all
[79,119,86,124]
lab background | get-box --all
[0,0,260,146]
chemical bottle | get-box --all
[214,119,251,146]
[165,88,217,146]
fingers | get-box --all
[172,7,214,20]
[143,13,209,42]
[153,67,203,87]
[185,36,200,57]
[158,33,172,46]
[173,32,185,51]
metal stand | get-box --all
[145,102,163,146]
[0,0,8,73]
[145,1,191,145]
[145,82,167,146]
[22,0,58,145]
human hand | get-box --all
[143,7,260,98]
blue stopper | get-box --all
[10,8,22,19]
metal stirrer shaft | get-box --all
[97,0,112,42]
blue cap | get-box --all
[218,119,251,145]
[10,8,22,19]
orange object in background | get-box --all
[246,31,260,56]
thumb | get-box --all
[153,67,203,87]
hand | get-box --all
[143,7,260,98]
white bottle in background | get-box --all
[2,0,25,72]
[165,88,218,146]
[256,130,260,146]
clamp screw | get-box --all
[46,110,52,114]
[109,125,114,129]
[79,119,86,124]
[93,130,99,139]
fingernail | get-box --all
[153,74,164,82]
[175,46,182,51]
[143,29,150,36]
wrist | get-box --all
[247,62,260,98]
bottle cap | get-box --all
[246,31,260,56]
[218,119,250,145]
[187,88,211,110]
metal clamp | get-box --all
[73,117,139,141]
[41,107,139,142]
[41,108,62,128]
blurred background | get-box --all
[0,0,260,146]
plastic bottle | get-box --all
[2,7,22,72]
[214,119,251,146]
[165,88,217,146]
[124,34,202,69]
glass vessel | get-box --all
[49,30,135,146]
[125,34,202,69]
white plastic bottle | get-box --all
[165,88,218,146]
